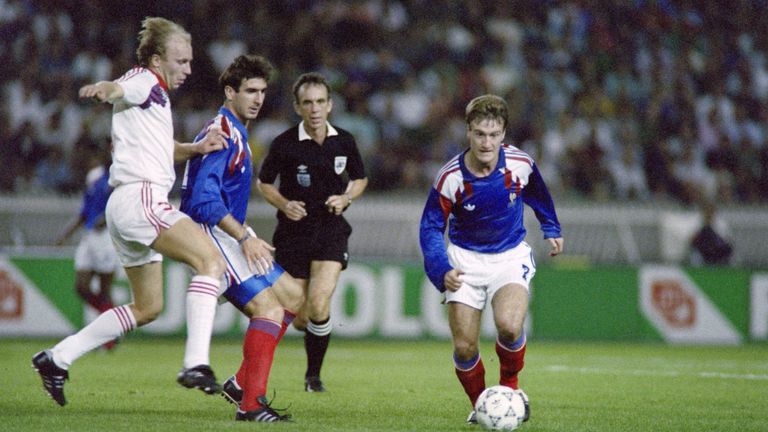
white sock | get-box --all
[183,275,220,368]
[52,305,136,369]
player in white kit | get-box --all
[33,17,229,407]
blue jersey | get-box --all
[180,107,252,226]
[419,145,561,292]
[81,167,112,230]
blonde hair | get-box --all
[465,94,509,130]
[135,17,191,67]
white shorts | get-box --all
[74,228,121,274]
[106,181,189,267]
[202,224,262,286]
[444,242,536,310]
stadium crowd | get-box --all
[2,0,768,205]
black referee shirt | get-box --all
[258,122,366,219]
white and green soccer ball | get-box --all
[474,385,526,431]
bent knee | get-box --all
[196,253,226,277]
[131,303,163,326]
[497,325,524,343]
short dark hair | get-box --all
[219,54,274,92]
[465,94,509,130]
[291,72,331,103]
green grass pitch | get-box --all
[2,337,767,431]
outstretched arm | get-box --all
[78,81,123,103]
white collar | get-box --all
[298,120,338,142]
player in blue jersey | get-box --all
[419,94,564,425]
[56,151,120,350]
[180,54,304,423]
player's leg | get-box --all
[94,272,115,312]
[33,263,152,406]
[290,278,310,331]
[267,271,305,340]
[73,270,99,309]
[302,260,342,392]
[237,289,286,419]
[491,283,529,389]
[448,301,485,409]
[219,268,291,422]
[92,228,120,314]
[224,271,305,406]
[73,233,103,310]
[56,263,160,360]
[152,218,226,393]
[488,243,535,422]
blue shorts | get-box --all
[222,263,285,311]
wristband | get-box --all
[237,232,251,245]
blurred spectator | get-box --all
[32,147,73,193]
[689,201,733,267]
[1,0,767,206]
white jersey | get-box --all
[108,67,176,192]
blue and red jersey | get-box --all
[419,144,561,292]
[180,107,251,226]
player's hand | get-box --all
[443,268,465,292]
[242,236,275,275]
[78,84,109,102]
[195,125,228,154]
[283,200,307,221]
[548,237,564,256]
[325,194,350,215]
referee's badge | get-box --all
[297,165,311,187]
[334,156,347,175]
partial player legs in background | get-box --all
[304,317,332,392]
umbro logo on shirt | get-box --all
[463,204,476,211]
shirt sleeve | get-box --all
[183,148,231,227]
[522,163,562,239]
[116,70,156,106]
[419,188,453,292]
[345,136,366,180]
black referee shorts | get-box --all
[273,216,352,279]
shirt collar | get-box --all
[144,66,168,91]
[219,106,248,140]
[298,121,338,142]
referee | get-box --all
[257,72,368,392]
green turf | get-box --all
[2,337,767,431]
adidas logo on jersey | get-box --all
[463,204,476,211]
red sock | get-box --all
[496,338,526,389]
[240,318,280,411]
[455,355,486,408]
[278,309,296,341]
[95,295,114,313]
[236,310,295,386]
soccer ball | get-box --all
[474,385,526,430]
